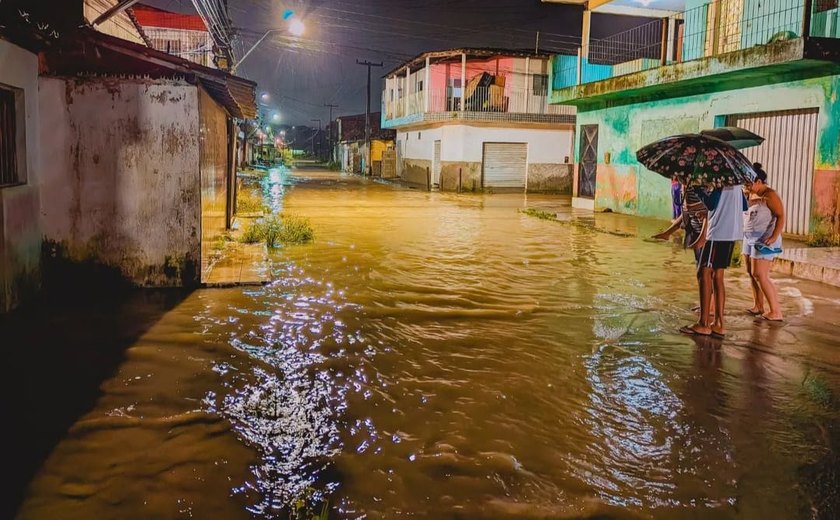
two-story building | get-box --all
[382,48,576,192]
[132,3,217,68]
[547,0,840,238]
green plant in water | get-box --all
[236,191,266,214]
[520,208,557,220]
[239,214,314,248]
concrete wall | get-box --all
[39,76,201,286]
[0,40,41,312]
[397,123,574,193]
[575,74,840,230]
[198,87,230,246]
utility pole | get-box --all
[310,119,322,159]
[324,103,338,163]
[356,59,383,176]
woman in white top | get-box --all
[743,163,785,321]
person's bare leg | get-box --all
[746,255,764,314]
[754,258,783,320]
[688,267,713,335]
[711,268,726,335]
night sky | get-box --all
[150,1,644,125]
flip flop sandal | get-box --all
[710,331,726,339]
[761,316,784,322]
[680,325,710,336]
[745,309,763,316]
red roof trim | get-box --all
[131,4,207,32]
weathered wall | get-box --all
[401,159,432,187]
[0,39,41,312]
[575,74,840,229]
[439,161,482,191]
[198,87,230,246]
[527,163,573,193]
[39,77,201,286]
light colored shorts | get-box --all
[742,238,782,261]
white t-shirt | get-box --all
[705,186,745,241]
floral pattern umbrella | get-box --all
[636,133,757,187]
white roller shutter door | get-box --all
[483,142,527,189]
[729,109,819,236]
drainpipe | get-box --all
[424,56,431,113]
[803,0,813,39]
[461,53,466,112]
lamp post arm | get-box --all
[232,29,279,73]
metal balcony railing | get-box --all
[383,86,574,124]
[553,0,838,91]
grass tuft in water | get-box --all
[239,214,314,248]
[236,191,266,214]
[520,208,557,220]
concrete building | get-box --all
[335,112,396,175]
[132,3,216,68]
[382,48,576,192]
[0,0,256,313]
[547,0,840,238]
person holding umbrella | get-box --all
[638,133,757,338]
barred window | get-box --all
[0,85,25,187]
[532,74,548,96]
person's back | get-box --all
[705,186,745,241]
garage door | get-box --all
[728,108,819,236]
[482,142,527,189]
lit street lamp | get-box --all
[231,11,305,73]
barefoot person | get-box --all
[743,163,785,321]
[681,184,746,338]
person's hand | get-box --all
[762,236,778,246]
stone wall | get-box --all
[39,76,201,287]
[527,163,572,194]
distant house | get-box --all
[132,3,216,68]
[335,112,396,175]
[548,0,840,237]
[382,48,576,192]
[0,0,256,312]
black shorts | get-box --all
[698,240,735,270]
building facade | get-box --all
[132,3,216,68]
[382,48,576,192]
[547,0,840,237]
[335,112,396,175]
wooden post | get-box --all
[424,56,431,112]
[458,167,462,193]
[660,18,669,66]
[803,0,813,39]
[460,53,466,112]
[426,166,431,191]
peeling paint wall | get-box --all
[39,76,201,286]
[575,74,840,230]
[0,40,41,312]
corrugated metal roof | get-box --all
[131,3,207,31]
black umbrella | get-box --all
[637,133,757,187]
[700,126,764,149]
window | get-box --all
[416,80,424,92]
[0,84,25,187]
[532,74,548,96]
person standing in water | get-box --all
[743,163,785,322]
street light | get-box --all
[272,112,280,122]
[231,11,305,73]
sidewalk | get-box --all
[773,247,840,288]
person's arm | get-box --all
[653,214,683,240]
[763,191,785,245]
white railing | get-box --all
[384,87,574,122]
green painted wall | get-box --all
[575,74,840,228]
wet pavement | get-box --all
[3,167,840,519]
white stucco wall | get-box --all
[399,124,573,164]
[39,77,202,286]
[0,39,41,312]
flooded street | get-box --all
[5,168,840,519]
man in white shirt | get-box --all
[681,185,746,338]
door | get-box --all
[482,142,527,189]
[728,108,819,236]
[578,124,598,199]
[433,140,442,187]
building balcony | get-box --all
[549,0,840,107]
[382,87,575,128]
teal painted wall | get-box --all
[741,0,803,47]
[550,54,614,89]
[683,0,711,61]
[575,74,840,228]
[812,7,840,38]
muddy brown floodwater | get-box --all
[4,167,840,519]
